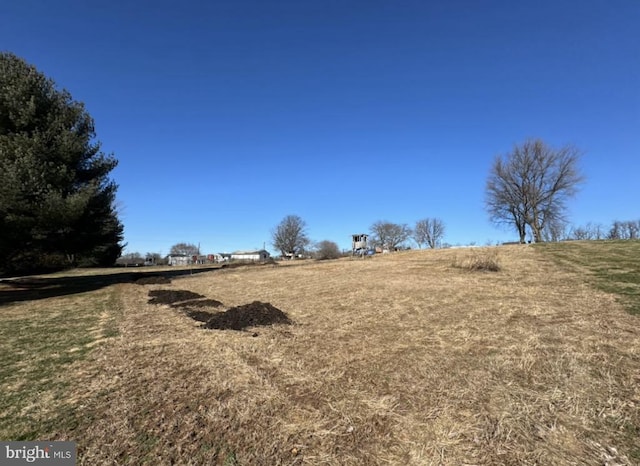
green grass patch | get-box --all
[536,240,640,315]
[0,288,122,440]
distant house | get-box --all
[193,255,215,264]
[230,250,270,261]
[167,254,190,266]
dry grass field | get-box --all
[1,243,639,465]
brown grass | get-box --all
[452,247,502,271]
[1,246,639,464]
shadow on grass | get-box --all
[536,240,640,315]
[0,267,219,306]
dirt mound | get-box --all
[147,290,292,331]
[203,301,292,331]
[184,309,217,322]
[148,290,204,305]
[172,298,224,309]
[135,276,172,285]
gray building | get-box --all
[230,250,270,261]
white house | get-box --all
[230,250,270,261]
[167,254,191,266]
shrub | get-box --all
[453,249,501,272]
[314,240,341,260]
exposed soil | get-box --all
[203,301,292,331]
[148,290,204,305]
[183,309,217,322]
[147,290,292,331]
[135,276,172,285]
[172,298,224,309]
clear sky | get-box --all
[2,0,638,255]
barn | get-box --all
[230,250,271,261]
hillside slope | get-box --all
[1,245,638,464]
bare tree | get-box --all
[542,218,568,242]
[145,252,164,265]
[486,163,529,243]
[570,225,592,241]
[592,223,605,240]
[486,139,584,243]
[370,221,412,251]
[414,218,446,249]
[624,220,639,239]
[609,220,640,240]
[314,240,341,260]
[116,251,144,266]
[570,222,605,241]
[272,215,309,258]
[608,221,625,240]
[170,242,199,256]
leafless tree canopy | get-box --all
[314,240,341,260]
[414,218,446,248]
[170,242,199,256]
[563,220,640,241]
[145,252,165,265]
[272,215,309,257]
[608,220,640,240]
[486,139,584,243]
[116,252,144,266]
[369,221,412,250]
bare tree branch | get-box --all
[314,240,341,260]
[486,139,584,243]
[369,221,412,251]
[414,218,445,248]
[170,242,199,256]
[272,215,309,258]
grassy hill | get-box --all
[536,240,640,315]
[1,243,638,464]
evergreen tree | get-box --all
[0,52,123,274]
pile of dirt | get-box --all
[174,299,224,323]
[172,298,224,309]
[135,276,172,285]
[147,290,293,331]
[184,309,217,322]
[148,290,204,305]
[203,301,292,331]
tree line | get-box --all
[271,215,446,260]
[2,52,635,275]
[116,243,199,266]
[123,215,637,267]
[557,220,640,242]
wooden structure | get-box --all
[351,234,369,256]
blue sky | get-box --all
[2,0,638,254]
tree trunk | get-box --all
[519,229,526,244]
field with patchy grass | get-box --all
[1,243,639,465]
[537,240,640,315]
